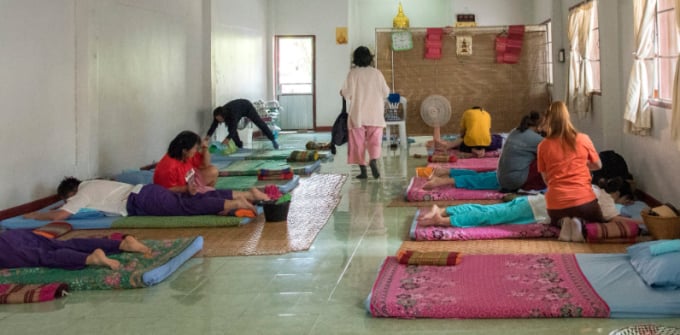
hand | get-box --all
[23,211,38,219]
[221,138,231,146]
[187,179,198,196]
[200,138,210,150]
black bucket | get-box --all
[262,201,290,222]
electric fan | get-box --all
[420,95,452,150]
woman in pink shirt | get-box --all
[537,101,604,242]
[341,46,390,179]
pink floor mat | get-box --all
[405,177,505,201]
[368,254,610,319]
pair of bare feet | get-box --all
[220,188,271,214]
[85,235,152,270]
[422,167,456,190]
[419,205,450,227]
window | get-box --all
[543,20,554,85]
[653,0,678,104]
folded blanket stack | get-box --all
[287,150,319,162]
[257,168,293,180]
[396,250,462,266]
[496,25,525,64]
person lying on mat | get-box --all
[153,130,218,195]
[206,98,279,150]
[420,185,619,242]
[496,111,546,193]
[22,177,269,221]
[429,106,503,158]
[423,168,500,190]
[0,230,150,271]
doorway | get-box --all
[274,35,315,130]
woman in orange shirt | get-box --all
[537,101,604,242]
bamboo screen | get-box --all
[376,27,551,136]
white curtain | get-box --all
[672,0,680,148]
[624,0,656,136]
[566,1,595,117]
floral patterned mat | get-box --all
[0,237,198,290]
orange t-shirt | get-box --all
[537,133,599,210]
[153,153,204,189]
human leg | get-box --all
[348,127,367,165]
[85,249,121,270]
[443,197,534,227]
[226,118,244,148]
[348,127,368,178]
[422,176,455,189]
[197,165,219,187]
[365,126,382,179]
[232,188,270,202]
[453,171,500,190]
[245,104,278,148]
[119,235,152,254]
[127,184,226,216]
[420,204,450,226]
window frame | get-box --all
[649,0,677,109]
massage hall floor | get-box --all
[1,132,679,335]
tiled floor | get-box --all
[1,132,679,335]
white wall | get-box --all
[210,0,269,140]
[270,0,350,127]
[0,0,77,207]
[93,0,209,178]
[0,0,210,209]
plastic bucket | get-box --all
[262,201,290,222]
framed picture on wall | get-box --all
[456,36,472,56]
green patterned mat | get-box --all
[0,237,198,290]
[112,215,242,228]
[219,160,290,176]
[215,175,296,191]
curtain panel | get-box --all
[566,1,595,118]
[624,0,657,136]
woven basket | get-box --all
[641,210,680,240]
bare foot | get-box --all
[432,167,450,178]
[419,206,449,226]
[422,204,441,220]
[472,148,486,158]
[423,176,454,190]
[249,187,270,201]
[223,196,255,212]
[86,249,121,270]
[119,235,151,255]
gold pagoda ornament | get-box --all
[393,2,410,29]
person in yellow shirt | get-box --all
[435,106,502,157]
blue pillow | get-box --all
[650,239,680,256]
[627,240,680,289]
